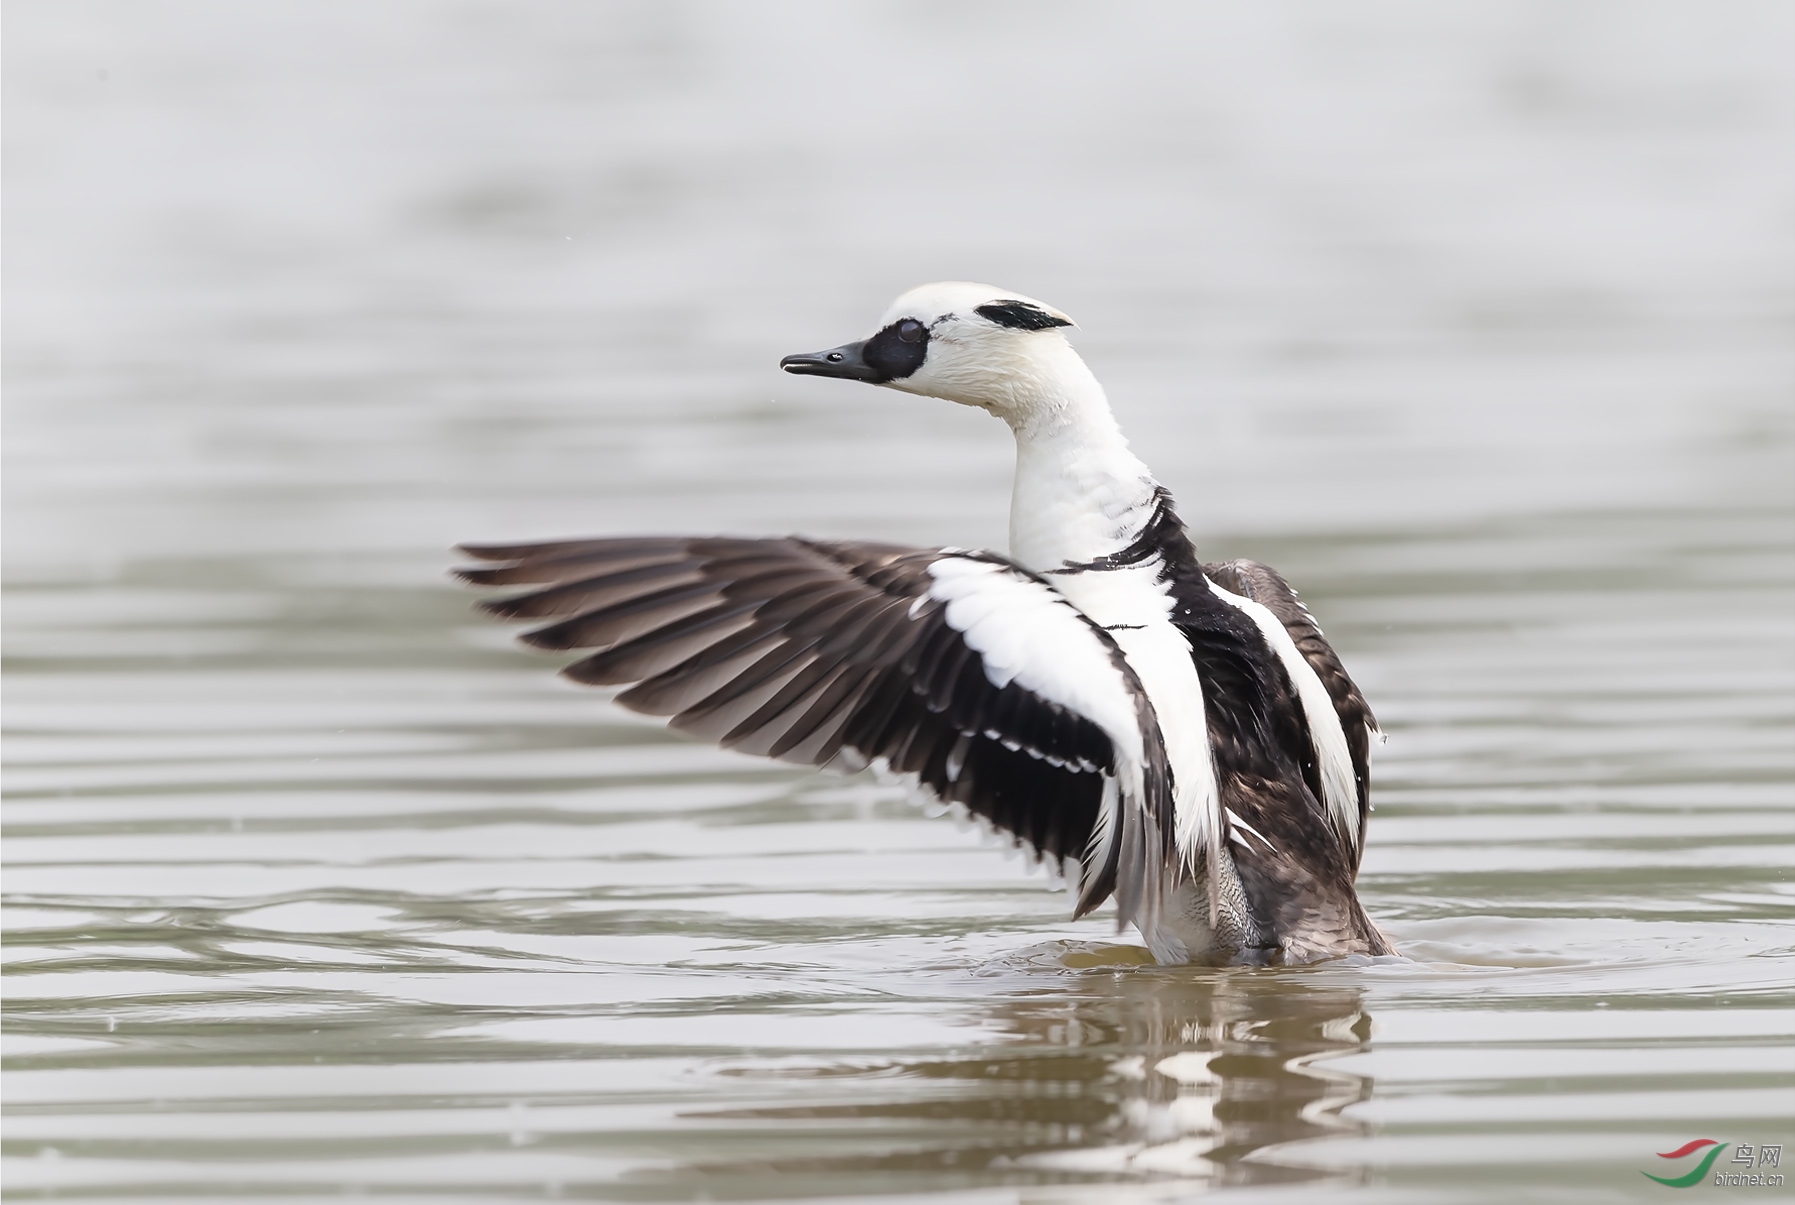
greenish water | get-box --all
[5,3,1793,1201]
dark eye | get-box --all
[896,318,926,344]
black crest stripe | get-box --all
[975,300,1072,331]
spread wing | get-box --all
[456,536,1175,923]
[1203,558,1377,867]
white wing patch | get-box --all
[1207,579,1360,854]
[926,557,1145,767]
[926,556,1155,893]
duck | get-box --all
[457,282,1393,965]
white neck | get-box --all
[999,345,1161,577]
[993,341,1223,888]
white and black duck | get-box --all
[458,282,1393,965]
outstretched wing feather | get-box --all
[460,535,1173,915]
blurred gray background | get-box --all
[9,0,1791,572]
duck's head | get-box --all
[781,282,1084,419]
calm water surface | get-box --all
[5,4,1793,1202]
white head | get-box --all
[781,282,1095,427]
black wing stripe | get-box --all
[938,653,987,725]
[986,687,1024,747]
[843,667,911,757]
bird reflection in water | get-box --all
[673,948,1374,1193]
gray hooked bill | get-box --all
[779,342,881,382]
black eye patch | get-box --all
[861,317,930,380]
[975,300,1072,331]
